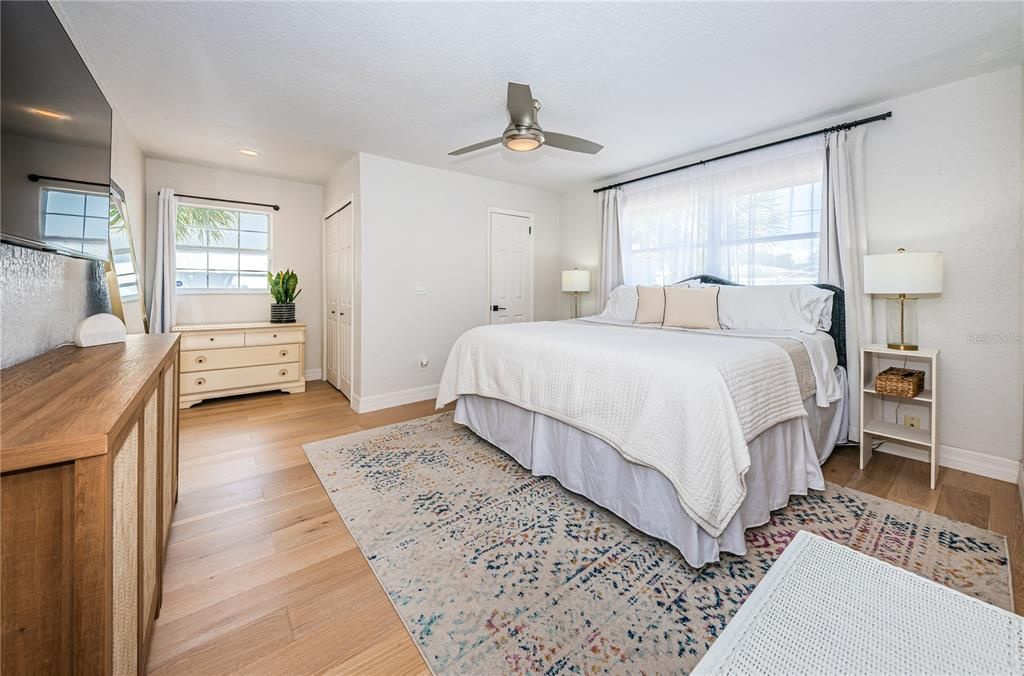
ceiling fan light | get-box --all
[505,137,541,152]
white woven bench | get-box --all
[694,530,1023,675]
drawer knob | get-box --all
[279,349,288,357]
[196,356,206,364]
[279,369,288,377]
[209,337,215,342]
[195,377,206,386]
[273,333,278,338]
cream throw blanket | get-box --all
[436,321,807,536]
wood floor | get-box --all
[148,381,1024,674]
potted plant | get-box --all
[268,269,301,323]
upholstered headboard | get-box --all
[678,275,847,370]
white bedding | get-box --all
[436,320,808,536]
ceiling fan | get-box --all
[449,82,603,156]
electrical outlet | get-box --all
[904,415,921,429]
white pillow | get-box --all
[598,285,638,322]
[718,285,834,334]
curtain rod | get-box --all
[28,173,109,189]
[592,111,892,194]
[325,200,352,220]
[171,191,280,211]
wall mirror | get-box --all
[108,180,148,334]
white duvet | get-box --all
[436,320,809,536]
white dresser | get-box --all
[173,322,306,409]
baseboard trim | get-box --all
[304,368,322,381]
[876,441,1022,483]
[351,384,439,414]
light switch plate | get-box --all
[414,282,427,295]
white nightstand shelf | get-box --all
[860,344,939,488]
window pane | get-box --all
[239,252,267,271]
[84,217,108,239]
[44,214,84,237]
[113,252,134,272]
[207,272,238,289]
[180,207,237,229]
[176,271,207,289]
[727,237,820,286]
[206,228,239,249]
[85,194,109,218]
[176,227,205,247]
[45,190,85,214]
[239,212,268,232]
[208,251,238,270]
[239,273,268,289]
[175,249,207,269]
[239,231,267,250]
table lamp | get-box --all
[863,248,943,350]
[561,268,591,319]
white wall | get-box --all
[145,158,325,375]
[559,189,601,317]
[352,153,561,406]
[559,66,1024,477]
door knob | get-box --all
[491,305,507,311]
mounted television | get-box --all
[1,1,112,261]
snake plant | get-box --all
[268,269,301,304]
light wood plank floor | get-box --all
[148,381,1024,674]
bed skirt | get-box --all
[454,368,848,568]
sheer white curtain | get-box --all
[819,127,870,438]
[619,137,824,287]
[598,188,624,310]
[149,188,178,333]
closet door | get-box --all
[336,205,353,398]
[324,212,340,390]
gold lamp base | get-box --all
[886,342,919,351]
[885,294,919,351]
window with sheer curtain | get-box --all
[620,137,824,286]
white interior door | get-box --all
[323,205,353,398]
[489,210,533,324]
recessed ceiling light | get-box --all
[238,148,260,157]
[28,107,69,120]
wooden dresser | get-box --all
[1,334,180,675]
[173,322,306,409]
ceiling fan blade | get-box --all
[507,82,536,125]
[448,138,502,156]
[543,132,603,154]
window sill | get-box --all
[176,289,269,296]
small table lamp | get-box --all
[863,248,943,350]
[561,268,591,319]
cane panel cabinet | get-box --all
[1,334,180,675]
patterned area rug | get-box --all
[303,413,1012,674]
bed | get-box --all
[437,276,849,567]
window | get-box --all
[621,138,824,286]
[174,203,270,291]
[42,188,109,259]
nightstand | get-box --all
[860,344,939,488]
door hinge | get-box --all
[529,226,532,235]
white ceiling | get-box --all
[56,1,1022,192]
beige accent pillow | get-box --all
[634,285,666,324]
[663,286,721,329]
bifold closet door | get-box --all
[324,206,353,399]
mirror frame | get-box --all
[108,179,149,333]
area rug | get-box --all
[303,412,1012,674]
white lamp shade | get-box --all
[863,251,943,295]
[561,269,591,293]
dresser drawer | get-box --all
[180,344,300,373]
[245,328,305,346]
[180,332,245,351]
[180,363,301,395]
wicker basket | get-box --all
[875,367,925,398]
